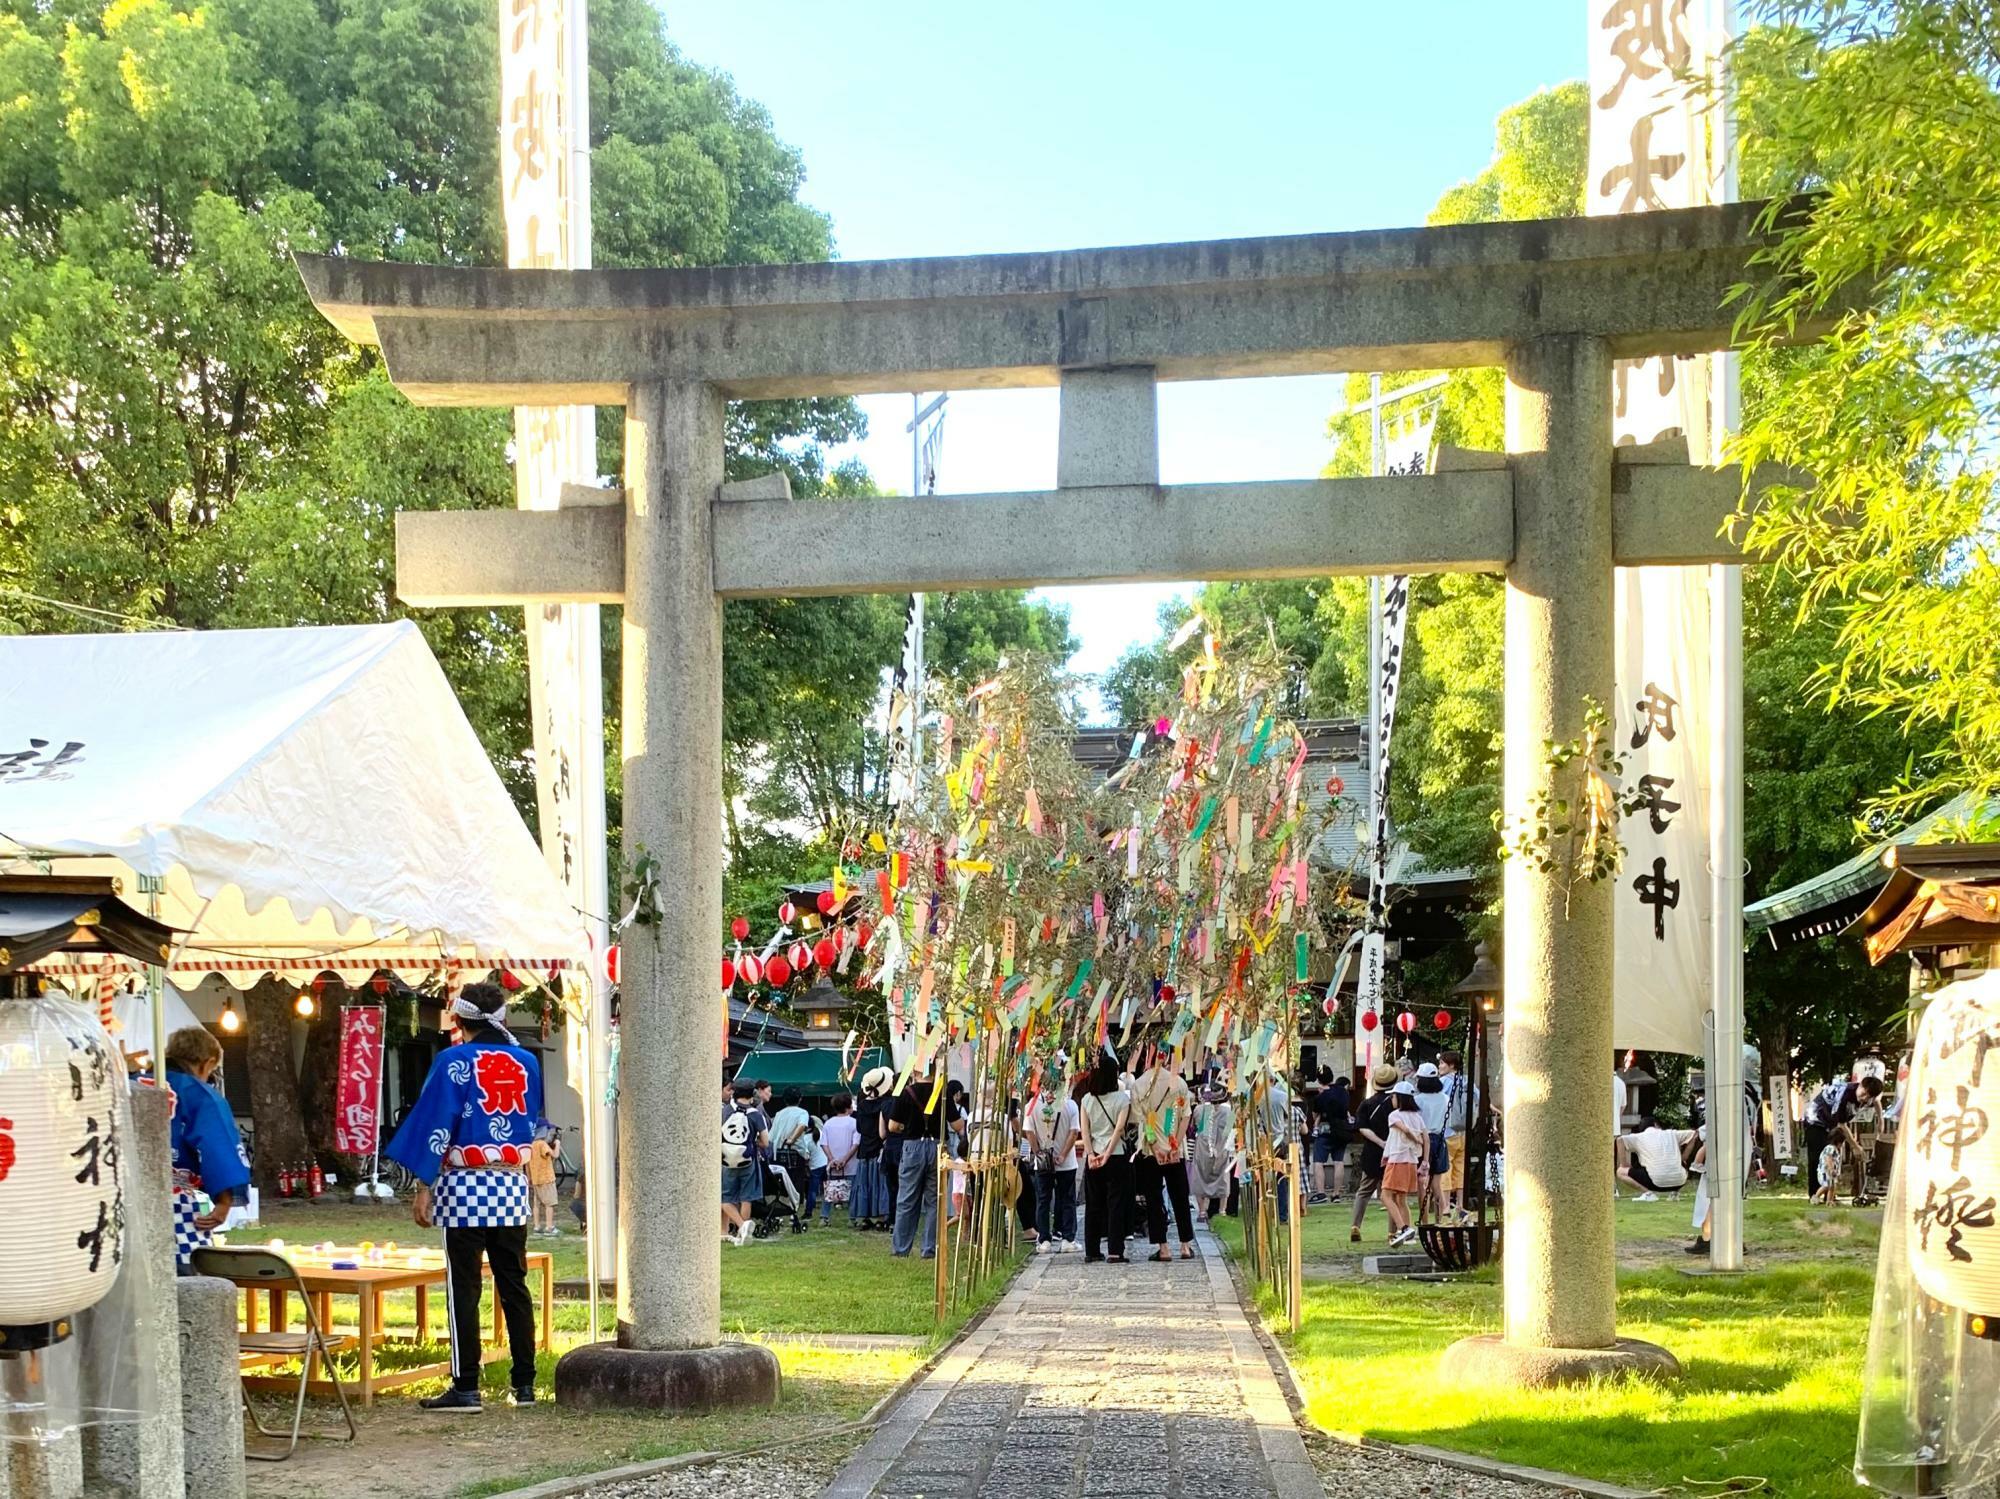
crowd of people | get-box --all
[717,1042,1496,1256]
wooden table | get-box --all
[222,1247,554,1405]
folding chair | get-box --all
[190,1246,358,1461]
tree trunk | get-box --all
[297,989,351,1177]
[243,977,312,1193]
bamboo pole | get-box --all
[1288,1136,1304,1334]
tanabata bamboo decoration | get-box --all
[846,628,1351,1313]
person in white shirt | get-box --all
[1079,1049,1133,1264]
[1617,1117,1696,1199]
[819,1094,860,1226]
[1024,1070,1081,1251]
[1132,1045,1195,1260]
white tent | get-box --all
[1,622,587,989]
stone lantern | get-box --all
[798,976,851,1042]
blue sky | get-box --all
[662,2,1585,685]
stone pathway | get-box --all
[821,1232,1321,1499]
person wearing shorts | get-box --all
[528,1131,560,1236]
[720,1082,768,1246]
[1438,1050,1474,1223]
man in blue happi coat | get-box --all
[164,1025,252,1271]
[385,982,545,1411]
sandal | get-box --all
[1107,1255,1127,1264]
[1149,1249,1170,1262]
[1179,1244,1195,1259]
[1350,1228,1362,1243]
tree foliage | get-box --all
[1733,1,2000,825]
[1101,72,1931,1059]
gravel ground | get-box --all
[1307,1434,1603,1498]
[580,1434,863,1499]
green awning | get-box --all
[1745,791,1984,938]
[732,1046,887,1093]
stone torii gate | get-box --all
[298,201,1789,1398]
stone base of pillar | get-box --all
[1439,1334,1681,1389]
[177,1277,247,1499]
[554,1341,780,1411]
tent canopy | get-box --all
[733,1046,887,1094]
[0,623,585,987]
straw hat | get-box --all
[1370,1062,1400,1089]
[860,1065,894,1098]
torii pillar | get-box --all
[297,201,1813,1397]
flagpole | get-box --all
[564,0,615,1333]
[1706,0,1747,1273]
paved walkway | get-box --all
[822,1232,1321,1499]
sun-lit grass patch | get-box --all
[1211,1192,1880,1497]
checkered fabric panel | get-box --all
[172,1187,207,1265]
[433,1167,530,1228]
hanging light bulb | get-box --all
[219,998,241,1034]
[294,990,316,1019]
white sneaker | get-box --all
[1054,1239,1071,1254]
[1035,1240,1051,1255]
[732,1223,756,1246]
[1634,1192,1659,1203]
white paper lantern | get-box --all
[0,993,129,1330]
[1905,973,2000,1313]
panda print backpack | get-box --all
[722,1104,753,1169]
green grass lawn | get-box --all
[1212,1191,1883,1498]
[251,1197,1014,1343]
[237,1197,1022,1499]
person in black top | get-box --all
[1312,1075,1354,1201]
[1347,1063,1399,1243]
[852,1066,893,1230]
[887,1072,943,1257]
[1802,1074,1884,1198]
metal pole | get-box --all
[143,874,167,1073]
[1706,0,1747,1275]
[566,0,614,1326]
[910,394,926,799]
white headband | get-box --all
[450,994,517,1046]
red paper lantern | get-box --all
[778,901,797,926]
[1396,1011,1416,1035]
[498,969,524,991]
[738,953,762,986]
[731,915,750,942]
[857,922,874,950]
[813,938,836,969]
[722,958,737,990]
[370,973,390,996]
[765,955,792,988]
[789,942,811,973]
[1433,1008,1452,1031]
[816,889,838,916]
[603,945,621,988]
[1360,1010,1379,1032]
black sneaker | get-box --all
[507,1386,537,1407]
[420,1387,482,1413]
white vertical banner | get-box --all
[1589,0,1724,1057]
[1353,411,1432,1065]
[500,0,615,1297]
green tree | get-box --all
[1732,2,2000,824]
[0,0,947,1177]
[1742,570,1933,1079]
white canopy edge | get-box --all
[1,622,587,984]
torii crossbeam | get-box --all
[297,200,1800,1400]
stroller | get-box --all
[754,1148,811,1237]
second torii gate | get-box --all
[298,200,1793,1399]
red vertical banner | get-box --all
[334,1004,386,1155]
